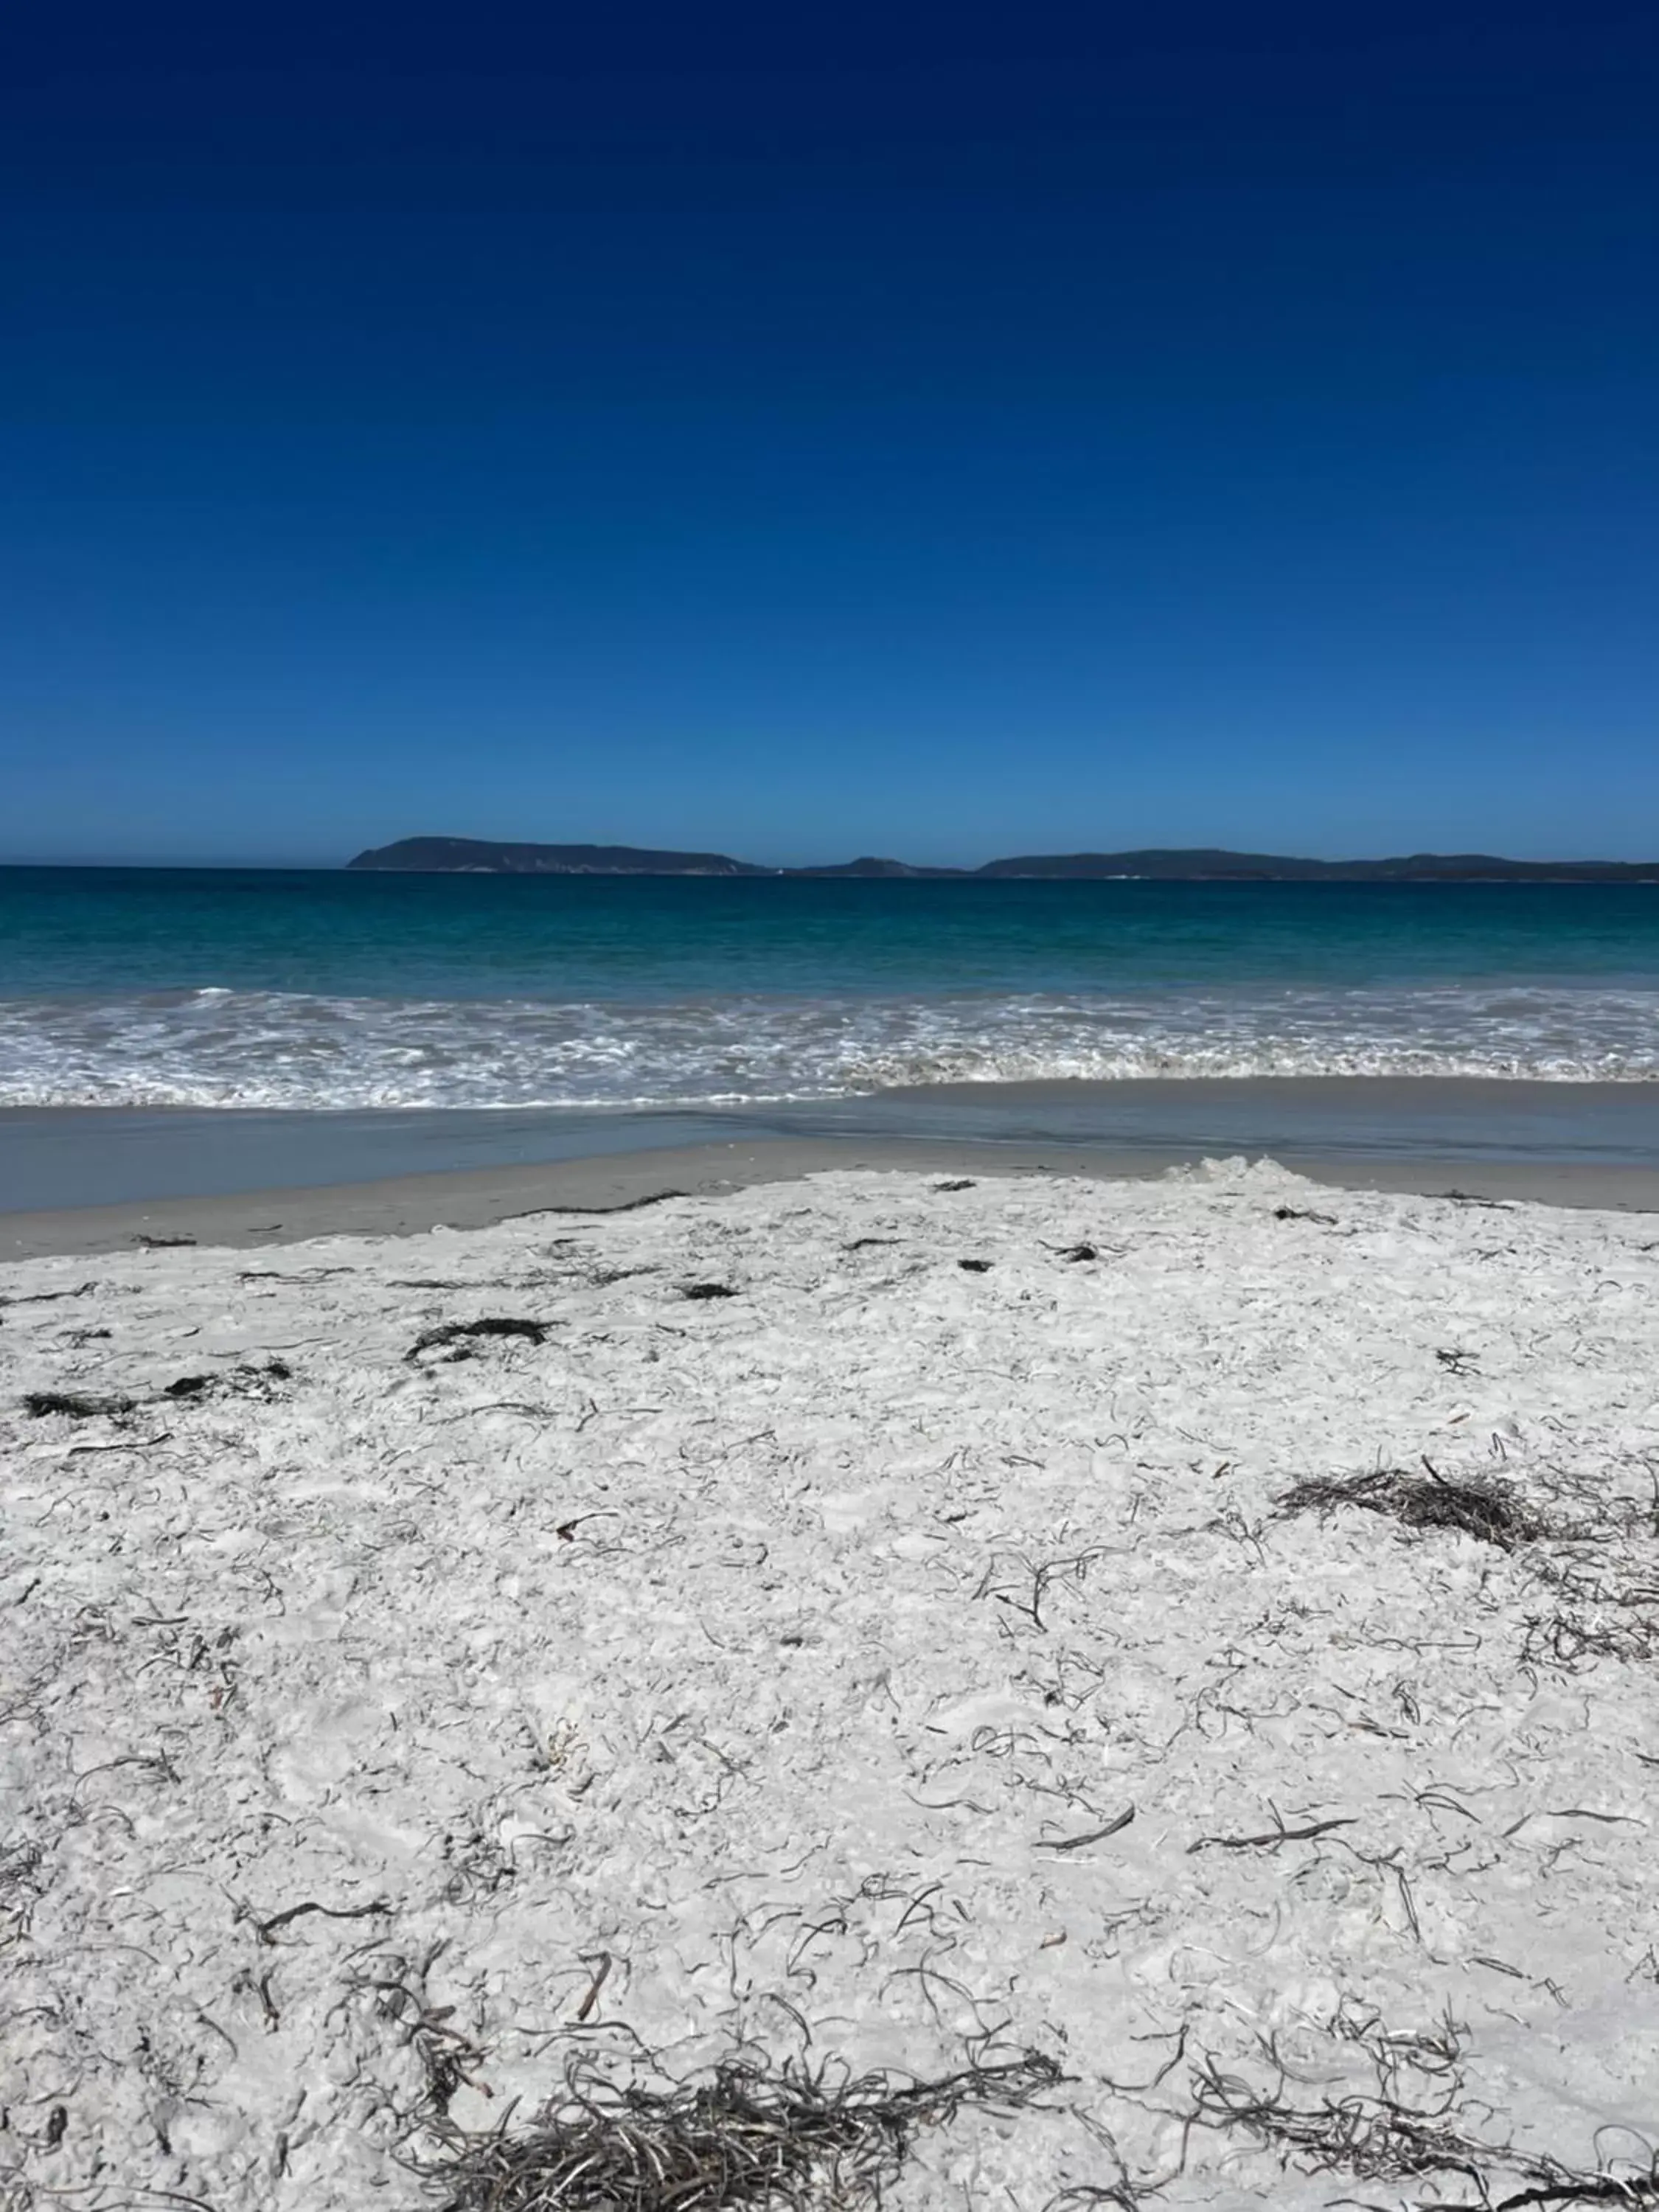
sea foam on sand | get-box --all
[2,1161,1658,2211]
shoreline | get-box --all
[6,1077,1659,1257]
[5,1128,1658,1259]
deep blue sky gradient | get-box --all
[3,1,1657,865]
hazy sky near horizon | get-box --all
[3,1,1657,868]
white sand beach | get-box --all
[4,1158,1658,2211]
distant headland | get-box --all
[347,836,1659,883]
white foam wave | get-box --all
[1,985,1656,1110]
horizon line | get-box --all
[8,841,1659,880]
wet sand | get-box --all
[4,1130,1657,1259]
[4,1077,1657,1256]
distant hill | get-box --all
[347,837,766,876]
[346,838,959,877]
[785,855,965,879]
[974,849,1659,881]
[347,837,1659,882]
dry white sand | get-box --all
[3,1159,1658,2211]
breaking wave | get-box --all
[1,984,1657,1110]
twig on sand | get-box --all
[549,1189,688,1214]
[239,1263,355,1282]
[572,1952,613,2022]
[0,1280,97,1308]
[1036,1807,1136,1851]
[975,1549,1103,1633]
[251,1896,392,1943]
[1187,1812,1354,1855]
[1436,1347,1481,1377]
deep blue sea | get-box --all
[2,867,1658,1110]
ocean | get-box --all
[4,866,1659,1111]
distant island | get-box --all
[348,836,1659,883]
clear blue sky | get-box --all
[3,1,1656,866]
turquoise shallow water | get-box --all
[2,867,1658,1107]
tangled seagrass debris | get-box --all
[164,1358,293,1399]
[23,1388,139,1419]
[24,1361,296,1419]
[1279,1464,1540,1550]
[406,1317,552,1362]
[427,2048,1063,2212]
